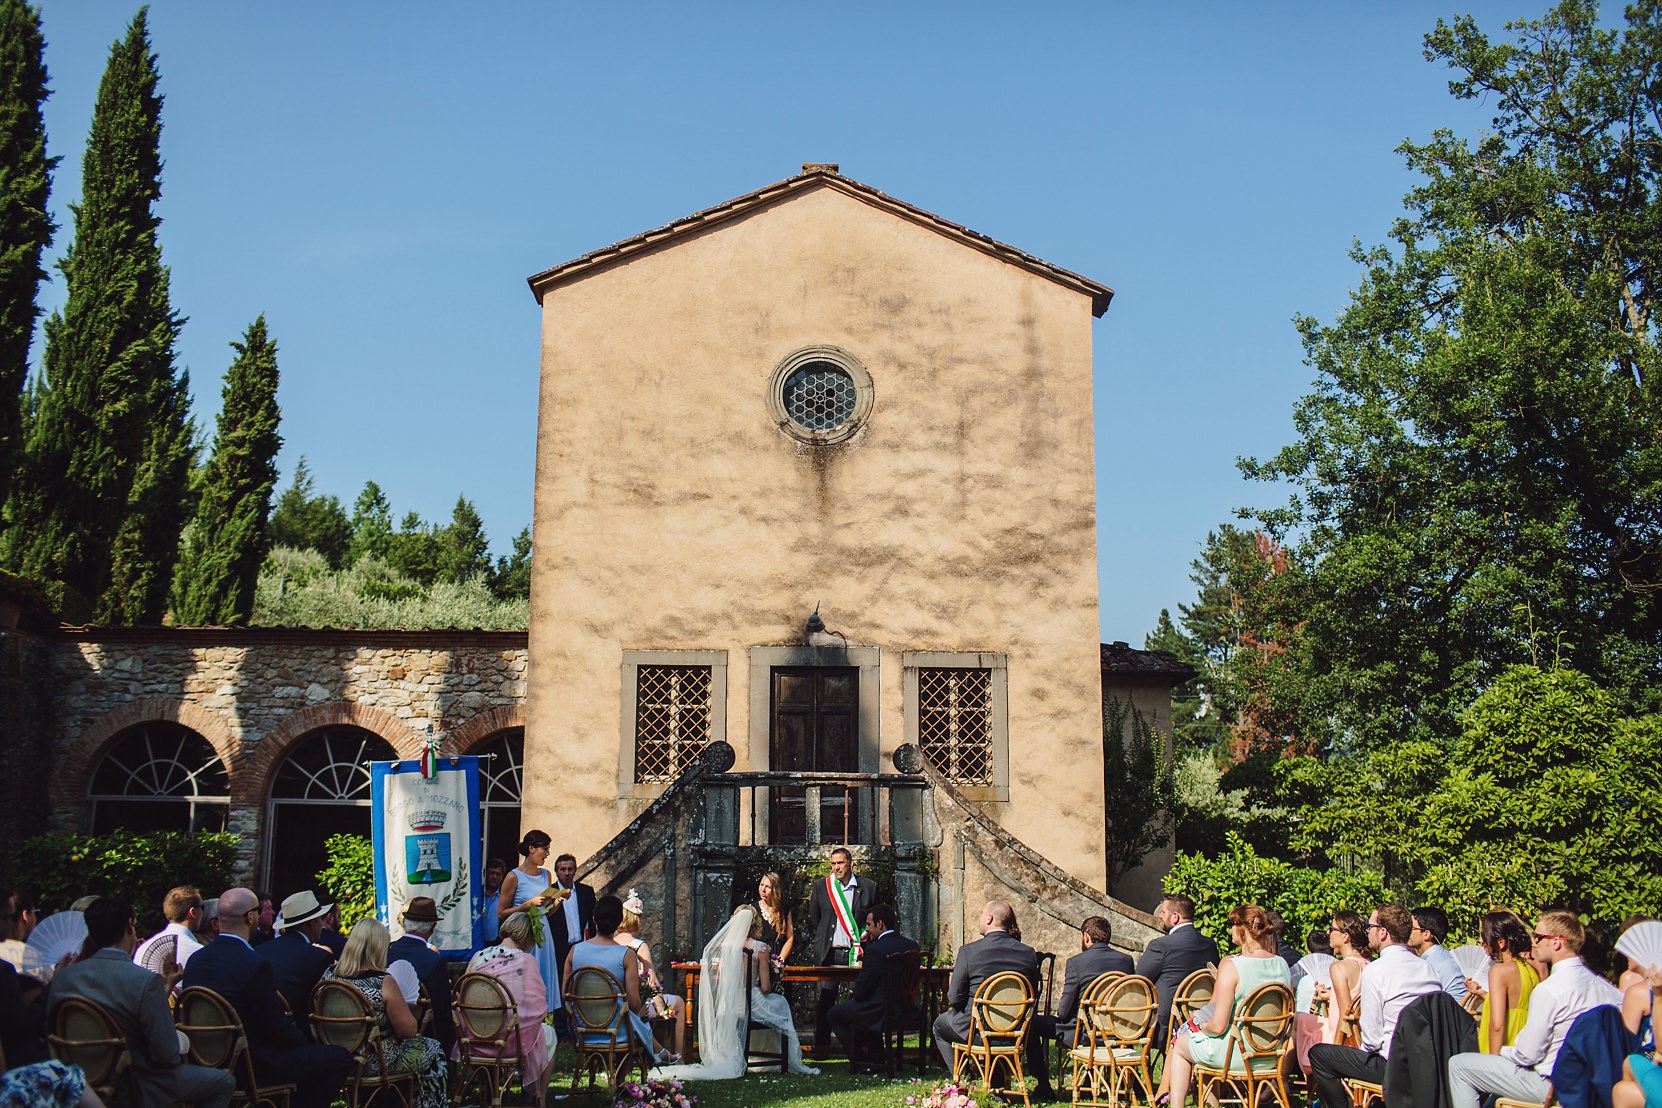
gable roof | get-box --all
[527,165,1114,316]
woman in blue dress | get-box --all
[563,895,677,1064]
[496,829,565,1010]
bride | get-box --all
[658,905,819,1079]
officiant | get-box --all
[810,847,876,1057]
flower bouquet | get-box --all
[638,963,669,1020]
[770,954,787,994]
[900,1080,992,1108]
[613,1078,694,1108]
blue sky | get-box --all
[31,1,1524,642]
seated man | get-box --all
[1447,910,1622,1108]
[182,887,352,1108]
[1409,905,1468,1002]
[1309,903,1441,1108]
[256,890,336,1031]
[389,896,456,1054]
[133,884,207,972]
[1035,915,1134,1051]
[49,897,236,1108]
[828,902,920,1072]
[1136,894,1219,1049]
[934,900,1053,1099]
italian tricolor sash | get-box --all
[827,876,861,966]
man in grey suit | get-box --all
[934,901,1053,1098]
[50,897,236,1108]
[1035,916,1134,1049]
[1135,894,1219,1048]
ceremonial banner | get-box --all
[371,755,482,956]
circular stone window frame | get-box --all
[766,345,875,445]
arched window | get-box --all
[265,727,397,901]
[472,728,524,868]
[88,724,229,835]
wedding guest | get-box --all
[1469,910,1538,1054]
[462,913,556,1108]
[618,891,685,1061]
[561,895,675,1064]
[133,886,206,971]
[257,890,335,1033]
[1409,906,1468,1001]
[322,919,448,1108]
[755,871,795,963]
[934,901,1051,1098]
[1137,894,1220,1049]
[389,897,456,1054]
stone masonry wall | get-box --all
[49,628,528,879]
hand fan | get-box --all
[21,911,87,977]
[1616,920,1662,971]
[1451,944,1491,981]
[1294,951,1336,986]
[137,932,177,975]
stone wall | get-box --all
[0,627,56,888]
[49,627,528,879]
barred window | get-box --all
[634,665,713,782]
[917,667,994,784]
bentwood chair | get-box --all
[951,971,1036,1106]
[1169,966,1216,1043]
[1066,973,1157,1107]
[177,985,298,1108]
[566,966,650,1092]
[1192,981,1296,1108]
[1035,951,1058,1017]
[451,972,526,1108]
[310,978,416,1108]
[48,996,136,1107]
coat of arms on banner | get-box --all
[405,808,453,884]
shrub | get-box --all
[12,830,239,934]
[316,833,376,928]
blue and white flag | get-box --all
[371,754,483,956]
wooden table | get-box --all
[672,961,953,1062]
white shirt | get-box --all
[1420,943,1468,1001]
[133,921,203,971]
[386,959,421,1005]
[1359,944,1441,1056]
[829,877,860,948]
[560,882,581,942]
[1500,956,1621,1074]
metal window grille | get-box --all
[918,668,994,785]
[635,665,713,783]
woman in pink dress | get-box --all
[461,912,556,1108]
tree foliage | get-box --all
[256,545,527,630]
[12,828,239,935]
[0,0,53,512]
[174,317,282,625]
[1101,696,1175,896]
[267,458,351,569]
[315,833,375,929]
[1242,0,1662,750]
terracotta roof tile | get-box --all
[1100,640,1196,682]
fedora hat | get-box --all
[401,897,441,924]
[277,890,333,929]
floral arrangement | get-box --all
[901,1080,992,1108]
[526,903,547,948]
[637,962,668,1019]
[613,1078,694,1108]
[770,954,787,994]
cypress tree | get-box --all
[0,0,53,514]
[173,317,281,626]
[8,9,190,621]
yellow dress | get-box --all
[1478,959,1539,1053]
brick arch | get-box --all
[448,705,526,754]
[240,702,427,806]
[54,699,240,813]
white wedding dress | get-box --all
[657,907,819,1080]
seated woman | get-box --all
[1614,962,1660,1108]
[1298,910,1370,1071]
[754,872,794,963]
[1157,904,1292,1108]
[1468,910,1538,1054]
[461,912,557,1108]
[618,891,687,1062]
[561,895,678,1065]
[321,919,448,1108]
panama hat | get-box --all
[277,890,333,929]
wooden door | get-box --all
[769,666,858,843]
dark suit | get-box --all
[1035,941,1135,1047]
[256,931,334,1033]
[1135,921,1218,1045]
[182,935,351,1108]
[389,934,456,1053]
[547,882,596,989]
[809,873,878,1054]
[50,947,236,1108]
[933,929,1047,1090]
[827,929,920,1067]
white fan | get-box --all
[1451,943,1491,981]
[1294,951,1336,987]
[137,932,177,975]
[1616,920,1662,971]
[21,911,86,978]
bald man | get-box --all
[933,901,1049,1095]
[183,888,352,1108]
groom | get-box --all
[810,846,877,1057]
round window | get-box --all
[767,346,874,444]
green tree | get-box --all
[346,480,392,565]
[266,457,351,568]
[435,496,490,583]
[1143,609,1216,757]
[0,0,53,510]
[387,510,441,585]
[173,317,282,625]
[1101,696,1175,897]
[1243,1,1662,749]
[5,9,191,622]
[489,525,532,601]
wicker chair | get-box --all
[566,965,649,1092]
[310,978,416,1108]
[951,971,1036,1107]
[48,996,135,1107]
[1066,972,1157,1107]
[1191,981,1296,1108]
[1169,966,1216,1043]
[177,985,298,1108]
[451,972,526,1108]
